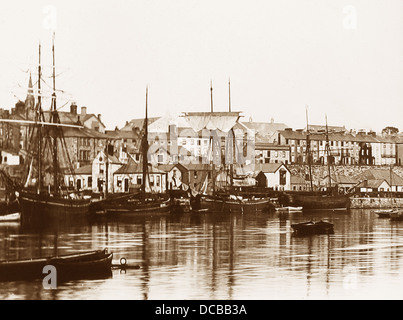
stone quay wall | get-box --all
[350,197,403,209]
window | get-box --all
[279,169,287,185]
[137,175,142,185]
[150,175,154,186]
[158,154,164,163]
[156,175,160,187]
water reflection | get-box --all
[2,209,403,299]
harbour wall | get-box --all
[349,197,403,209]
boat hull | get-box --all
[18,191,91,223]
[201,197,270,213]
[91,197,171,216]
[0,249,111,282]
[291,221,334,235]
[287,192,350,211]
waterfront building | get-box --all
[113,157,167,193]
[248,163,291,191]
[274,128,397,166]
[254,142,290,164]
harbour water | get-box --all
[1,209,403,300]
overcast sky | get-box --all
[0,0,402,132]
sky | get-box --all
[0,0,402,132]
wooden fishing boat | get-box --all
[94,193,171,215]
[0,212,21,222]
[90,88,171,216]
[202,194,270,213]
[373,208,396,218]
[287,112,350,212]
[0,249,112,282]
[291,220,334,235]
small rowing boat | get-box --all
[0,248,112,282]
[0,212,21,222]
[291,220,334,235]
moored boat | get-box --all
[275,206,303,213]
[202,193,270,213]
[373,208,396,218]
[291,220,334,235]
[0,212,21,222]
[15,39,91,221]
[0,249,112,282]
[89,88,171,216]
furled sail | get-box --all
[182,112,241,132]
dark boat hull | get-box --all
[291,221,334,235]
[286,192,350,211]
[0,249,111,282]
[91,196,171,215]
[19,191,91,217]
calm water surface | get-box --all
[1,209,403,300]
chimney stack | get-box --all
[70,102,77,115]
[81,106,87,116]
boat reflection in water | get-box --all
[3,207,403,300]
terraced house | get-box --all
[273,127,397,166]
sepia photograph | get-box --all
[0,0,402,307]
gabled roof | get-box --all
[236,163,288,175]
[356,179,390,189]
[354,169,403,186]
[323,174,359,184]
[156,163,188,173]
[74,164,92,175]
[121,117,161,131]
[63,127,111,139]
[254,163,287,173]
[114,158,165,174]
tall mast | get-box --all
[51,33,58,193]
[142,86,149,193]
[305,106,313,192]
[210,80,214,113]
[228,78,231,112]
[229,79,234,188]
[37,42,42,193]
[325,114,332,190]
[210,80,215,192]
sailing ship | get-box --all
[16,37,91,221]
[89,87,170,215]
[286,111,350,211]
[197,80,271,213]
